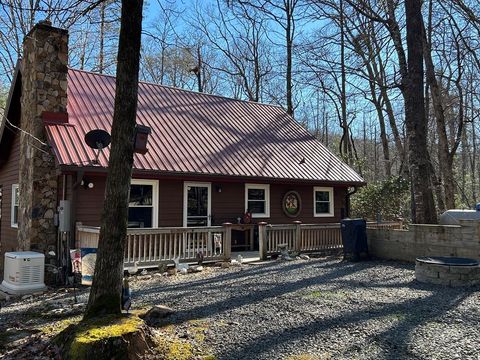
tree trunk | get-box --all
[339,0,353,164]
[98,1,106,74]
[377,55,406,177]
[196,46,203,93]
[349,25,391,177]
[85,0,144,319]
[404,0,437,224]
[286,0,293,116]
[422,22,455,209]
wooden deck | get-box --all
[75,221,403,268]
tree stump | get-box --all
[53,313,156,360]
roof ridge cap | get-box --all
[67,67,285,110]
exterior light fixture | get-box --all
[81,178,94,189]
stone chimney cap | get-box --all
[25,19,68,39]
[38,19,52,26]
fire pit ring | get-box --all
[415,256,480,287]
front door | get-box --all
[184,182,211,227]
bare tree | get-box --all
[85,0,143,318]
[193,1,272,101]
[404,0,437,223]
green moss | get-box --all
[39,316,82,336]
[157,337,193,360]
[305,290,347,300]
[155,319,214,360]
[188,320,208,342]
[383,313,407,321]
[287,354,332,360]
[64,314,143,360]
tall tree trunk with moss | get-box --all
[404,0,437,224]
[85,0,144,319]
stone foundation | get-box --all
[415,259,480,287]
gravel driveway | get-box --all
[1,257,479,359]
[130,257,480,360]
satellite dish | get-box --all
[84,129,111,164]
[85,129,111,149]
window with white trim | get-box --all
[245,184,270,218]
[128,179,159,228]
[313,187,334,217]
[11,184,19,228]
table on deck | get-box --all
[230,224,255,251]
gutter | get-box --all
[58,164,366,187]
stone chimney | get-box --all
[18,21,68,253]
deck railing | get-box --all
[258,222,342,259]
[76,220,403,266]
[258,221,402,260]
[76,224,229,268]
[300,223,343,252]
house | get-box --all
[0,22,364,274]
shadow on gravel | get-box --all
[136,258,343,299]
[210,277,475,360]
[377,289,474,360]
[158,260,372,322]
[145,259,475,360]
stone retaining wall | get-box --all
[367,220,480,262]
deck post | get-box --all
[75,222,82,249]
[222,223,232,260]
[258,222,268,260]
[293,220,302,253]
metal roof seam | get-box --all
[47,69,364,184]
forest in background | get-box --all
[1,0,480,221]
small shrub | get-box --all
[351,176,410,221]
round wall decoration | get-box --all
[282,191,302,218]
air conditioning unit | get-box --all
[0,251,47,295]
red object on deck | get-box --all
[45,68,364,184]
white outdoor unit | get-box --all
[0,251,47,295]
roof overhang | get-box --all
[58,164,367,187]
[0,60,22,167]
[0,60,21,140]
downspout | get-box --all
[71,169,84,247]
[72,170,84,189]
[56,174,67,265]
[62,174,67,200]
[345,186,358,218]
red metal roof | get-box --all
[45,69,364,184]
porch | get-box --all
[75,221,402,268]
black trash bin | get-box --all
[340,219,369,261]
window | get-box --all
[245,184,270,218]
[128,179,158,228]
[314,187,334,217]
[11,184,19,228]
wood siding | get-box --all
[0,131,20,269]
[73,176,347,227]
[75,176,106,227]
